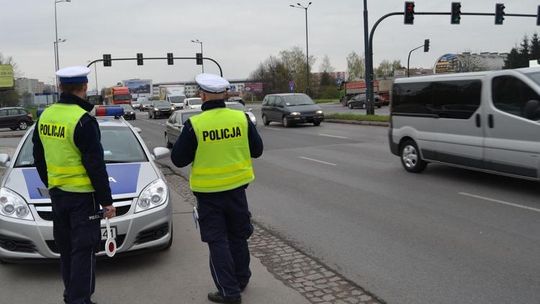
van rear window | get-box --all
[392,80,482,119]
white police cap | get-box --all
[56,66,90,84]
[195,73,230,94]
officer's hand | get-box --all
[103,206,116,218]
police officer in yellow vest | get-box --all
[32,66,116,304]
[171,73,263,304]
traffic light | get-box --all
[495,3,505,25]
[167,53,174,65]
[136,53,143,65]
[424,39,430,52]
[404,1,415,25]
[196,53,203,65]
[451,2,461,24]
[103,54,112,67]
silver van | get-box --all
[389,67,540,180]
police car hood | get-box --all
[5,162,159,204]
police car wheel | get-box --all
[161,224,173,251]
[165,135,173,149]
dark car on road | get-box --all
[346,93,382,109]
[148,100,174,119]
[118,104,136,120]
[139,99,152,111]
[164,109,202,148]
[261,93,324,127]
[0,107,33,130]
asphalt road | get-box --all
[130,110,540,304]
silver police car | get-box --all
[0,110,173,262]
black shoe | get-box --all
[207,291,241,304]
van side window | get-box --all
[492,76,540,120]
[393,80,481,119]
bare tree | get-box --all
[346,52,365,81]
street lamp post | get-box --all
[53,38,66,102]
[290,2,312,95]
[191,39,204,73]
[54,0,71,71]
[363,0,375,115]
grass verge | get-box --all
[325,113,389,122]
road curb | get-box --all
[325,119,389,127]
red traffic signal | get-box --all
[404,1,415,25]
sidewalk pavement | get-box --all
[91,188,310,304]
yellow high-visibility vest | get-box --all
[38,103,94,193]
[190,107,254,192]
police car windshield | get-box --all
[14,126,147,167]
[226,102,245,111]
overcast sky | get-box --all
[2,0,539,89]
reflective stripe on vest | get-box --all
[38,103,95,193]
[190,107,254,193]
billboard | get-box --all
[122,79,152,97]
[0,64,14,88]
[245,82,263,93]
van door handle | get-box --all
[488,114,494,128]
[475,114,481,127]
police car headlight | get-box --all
[0,188,33,221]
[135,179,168,213]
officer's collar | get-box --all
[201,99,226,111]
[58,93,94,112]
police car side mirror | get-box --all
[153,147,170,160]
[0,153,10,167]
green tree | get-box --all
[0,53,20,107]
[346,52,364,81]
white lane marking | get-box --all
[265,127,285,131]
[459,192,540,213]
[298,156,337,166]
[318,133,348,139]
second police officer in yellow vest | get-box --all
[171,73,263,304]
[32,66,116,304]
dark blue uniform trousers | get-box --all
[195,186,254,299]
[51,192,100,304]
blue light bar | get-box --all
[95,106,125,117]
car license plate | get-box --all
[101,226,117,240]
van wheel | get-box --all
[348,103,354,109]
[313,121,321,126]
[400,140,427,173]
[10,127,17,131]
[262,115,270,126]
[18,121,28,130]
